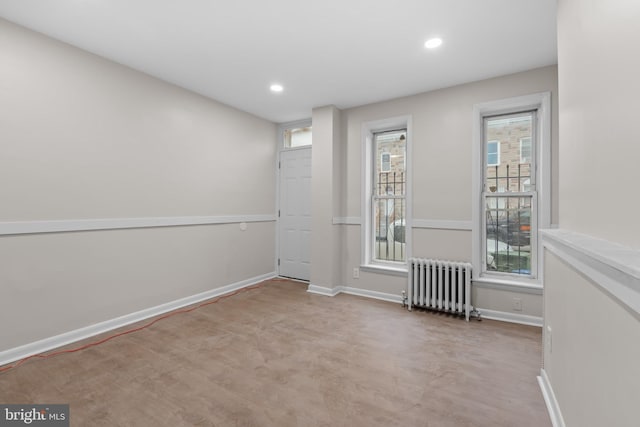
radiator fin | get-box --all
[407,258,473,321]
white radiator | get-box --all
[407,258,474,321]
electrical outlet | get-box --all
[513,297,522,311]
[353,267,360,279]
[546,325,553,353]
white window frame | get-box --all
[361,115,412,276]
[278,119,312,150]
[472,93,551,289]
[520,136,532,164]
[487,140,500,166]
[483,111,537,280]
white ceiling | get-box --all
[0,0,557,123]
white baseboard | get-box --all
[306,286,541,328]
[538,368,566,427]
[307,284,402,304]
[340,286,403,304]
[0,271,276,367]
[306,284,341,297]
[476,308,543,327]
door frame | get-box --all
[275,118,312,278]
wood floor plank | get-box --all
[0,279,551,426]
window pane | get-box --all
[485,113,533,193]
[487,141,499,166]
[374,197,406,262]
[380,152,391,172]
[483,110,537,278]
[374,130,406,196]
[373,129,406,262]
[284,127,312,148]
[485,195,532,274]
[520,137,532,163]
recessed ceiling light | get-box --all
[270,84,284,93]
[424,38,443,49]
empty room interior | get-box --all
[1,1,638,426]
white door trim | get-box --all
[275,119,312,275]
[275,146,313,280]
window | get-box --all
[520,137,532,163]
[373,130,406,262]
[483,111,535,277]
[361,115,412,272]
[284,126,312,148]
[380,152,391,172]
[487,141,500,166]
[473,93,550,285]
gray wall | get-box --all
[543,0,640,425]
[0,18,277,351]
[557,0,640,250]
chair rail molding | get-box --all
[0,214,276,236]
[542,228,640,318]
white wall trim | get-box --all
[0,214,276,236]
[307,284,341,297]
[332,217,472,230]
[0,271,276,367]
[306,284,402,304]
[542,229,640,318]
[537,368,566,427]
[332,217,361,225]
[477,308,543,327]
[340,286,403,304]
[412,219,472,231]
[307,284,542,327]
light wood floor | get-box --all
[0,279,550,426]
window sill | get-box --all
[473,276,543,295]
[360,264,408,277]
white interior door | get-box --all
[278,148,312,281]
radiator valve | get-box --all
[401,290,407,308]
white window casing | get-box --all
[472,93,551,289]
[361,115,412,274]
[278,118,313,150]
